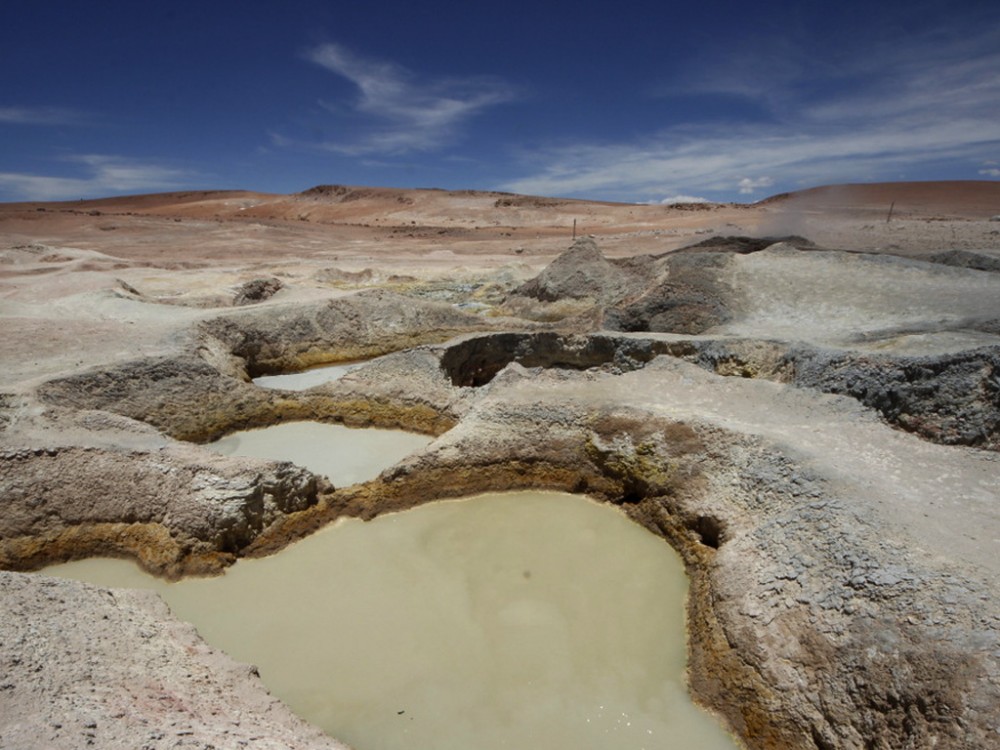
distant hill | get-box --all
[760,180,1000,218]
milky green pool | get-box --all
[44,422,740,749]
[206,420,432,487]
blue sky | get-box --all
[2,0,998,203]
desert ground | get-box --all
[1,180,999,749]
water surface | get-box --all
[46,491,740,750]
[253,361,366,390]
[206,421,432,486]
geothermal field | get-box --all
[2,180,1000,749]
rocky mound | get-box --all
[603,252,735,334]
[513,236,1000,345]
[510,236,647,304]
[233,276,283,305]
[507,237,742,334]
[201,288,496,376]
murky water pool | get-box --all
[45,492,739,750]
[44,421,740,749]
[206,420,432,486]
[253,361,366,390]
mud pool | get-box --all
[252,361,366,390]
[45,491,740,750]
[42,420,739,748]
[205,420,432,486]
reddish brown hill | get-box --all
[763,180,1000,219]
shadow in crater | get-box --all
[440,332,664,387]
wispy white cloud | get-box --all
[0,105,89,126]
[0,155,195,201]
[297,43,517,156]
[504,25,1000,200]
[981,168,1000,178]
[738,176,773,195]
[504,116,1000,200]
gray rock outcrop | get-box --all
[233,276,283,305]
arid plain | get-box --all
[2,180,1000,749]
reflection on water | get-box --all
[45,491,740,750]
[205,421,432,486]
[253,362,366,391]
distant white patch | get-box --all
[651,194,710,205]
[738,176,773,194]
[980,168,1000,177]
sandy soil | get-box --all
[2,180,1000,750]
[2,180,996,382]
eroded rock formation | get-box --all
[4,234,1000,749]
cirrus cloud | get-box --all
[294,43,518,156]
[0,154,196,201]
[0,105,91,126]
[502,25,1000,202]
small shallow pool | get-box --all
[45,490,740,750]
[252,361,368,391]
[205,420,433,486]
